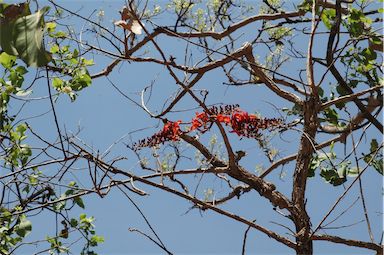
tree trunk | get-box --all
[292,98,318,255]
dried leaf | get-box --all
[130,20,143,35]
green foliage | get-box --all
[53,181,86,211]
[309,144,364,186]
[0,4,51,67]
[0,53,30,128]
[267,26,292,41]
[363,139,383,175]
[346,8,372,37]
[15,215,32,238]
[45,213,103,254]
[46,236,69,254]
[0,4,102,253]
[321,9,336,30]
[282,103,303,116]
[49,41,94,101]
[0,52,16,70]
[0,209,32,254]
[79,214,104,255]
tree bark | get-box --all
[292,98,318,255]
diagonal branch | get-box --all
[180,133,294,212]
[243,43,303,105]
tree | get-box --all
[0,0,382,254]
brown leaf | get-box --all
[114,19,143,35]
[114,20,131,30]
[130,20,143,35]
[120,6,130,20]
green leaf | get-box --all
[0,6,52,67]
[16,215,32,237]
[68,181,76,187]
[70,68,92,91]
[318,87,324,97]
[323,107,339,125]
[347,167,360,177]
[74,197,85,209]
[336,85,348,96]
[370,139,378,152]
[371,159,383,175]
[90,235,104,247]
[320,167,346,186]
[70,218,78,227]
[321,9,335,30]
[52,77,63,89]
[337,162,348,178]
[370,36,382,45]
[0,52,16,69]
[82,58,94,66]
[28,174,38,185]
[45,22,56,32]
[79,213,86,220]
[51,30,67,38]
[362,47,377,61]
[308,154,320,177]
[15,123,27,134]
[53,201,66,211]
[50,44,60,54]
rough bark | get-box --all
[292,98,319,255]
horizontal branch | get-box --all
[141,167,227,179]
[204,185,252,207]
[321,96,382,133]
[260,132,349,178]
[156,10,306,40]
[312,234,383,254]
[0,155,79,180]
[320,85,383,110]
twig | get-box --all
[241,220,255,255]
[45,68,66,157]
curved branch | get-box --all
[243,43,303,105]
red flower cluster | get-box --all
[190,112,210,132]
[189,104,239,132]
[133,105,282,150]
[132,120,182,150]
[229,110,281,138]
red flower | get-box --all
[162,120,182,141]
[216,114,231,124]
[132,105,283,150]
[248,114,258,121]
[171,120,182,140]
[190,112,209,131]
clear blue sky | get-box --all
[9,0,383,254]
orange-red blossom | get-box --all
[133,106,282,150]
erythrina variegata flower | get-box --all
[132,105,282,150]
[132,120,182,150]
